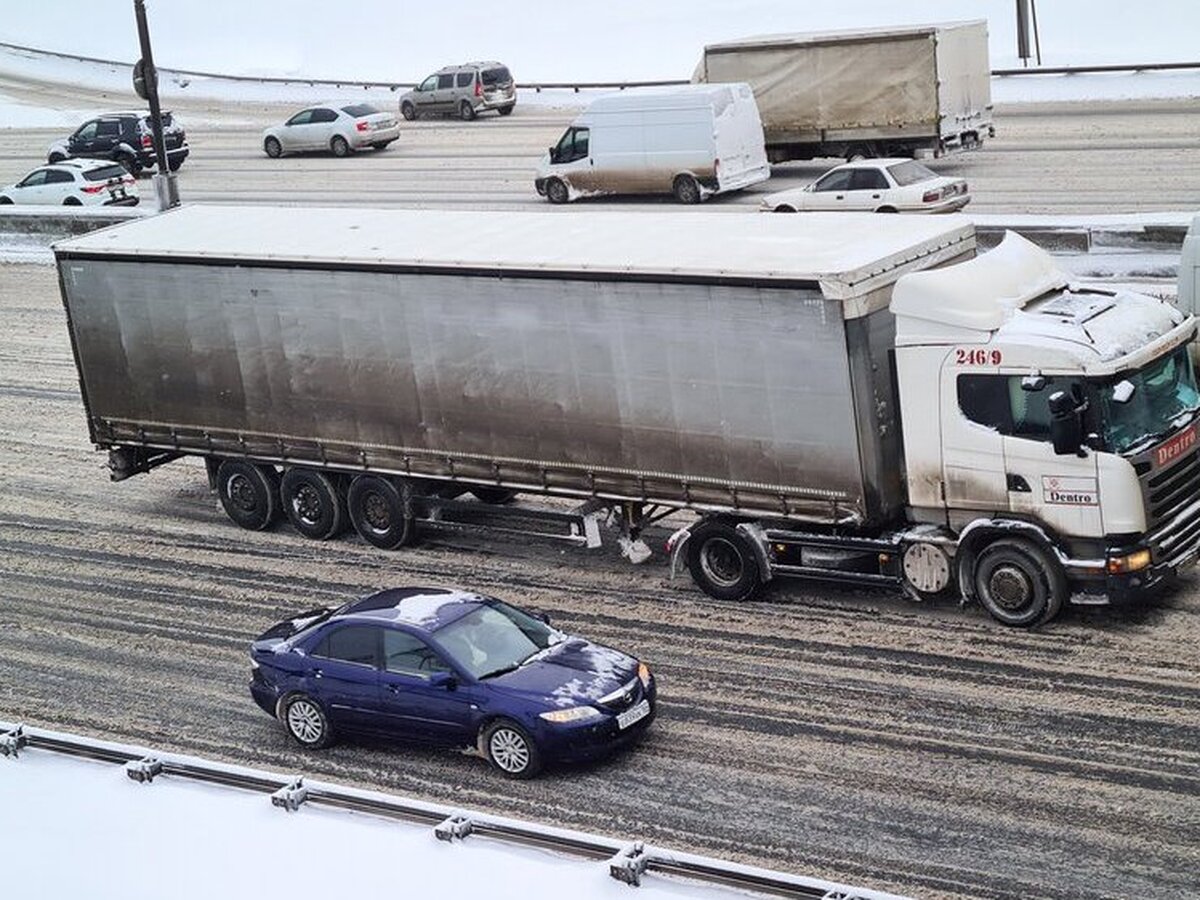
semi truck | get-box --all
[694,22,994,163]
[55,207,1200,626]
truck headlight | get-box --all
[1106,549,1152,574]
[539,706,601,724]
[637,662,652,689]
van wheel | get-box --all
[400,102,416,121]
[497,105,514,116]
[672,174,702,205]
[347,475,415,550]
[545,178,569,205]
[330,135,350,157]
[972,537,1066,627]
[459,100,476,121]
[281,468,347,540]
[216,460,281,531]
[686,520,762,602]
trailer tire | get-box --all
[347,475,415,550]
[216,460,281,531]
[686,520,762,603]
[281,468,347,540]
[972,537,1066,627]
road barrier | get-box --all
[0,721,909,900]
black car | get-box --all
[47,111,189,175]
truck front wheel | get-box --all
[686,520,762,602]
[216,460,281,531]
[347,475,415,550]
[971,537,1066,627]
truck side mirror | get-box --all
[1049,390,1084,456]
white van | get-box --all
[534,83,770,204]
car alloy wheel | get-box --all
[489,727,531,773]
[285,697,326,745]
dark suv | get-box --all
[47,111,189,175]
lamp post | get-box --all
[132,0,179,210]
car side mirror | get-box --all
[1049,390,1085,456]
[429,671,456,691]
[536,611,551,626]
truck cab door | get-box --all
[941,363,1010,512]
[549,126,594,192]
[1002,376,1102,537]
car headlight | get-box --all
[638,662,652,689]
[539,706,601,724]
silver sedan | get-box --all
[262,104,400,158]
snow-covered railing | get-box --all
[2,39,1197,95]
[0,721,910,900]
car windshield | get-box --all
[886,160,938,186]
[341,103,378,117]
[83,165,128,182]
[1099,346,1200,453]
[434,600,558,679]
[481,67,511,86]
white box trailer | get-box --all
[55,207,1200,626]
[695,22,994,163]
[534,83,770,204]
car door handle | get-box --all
[872,194,881,199]
[836,194,844,199]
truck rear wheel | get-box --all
[347,475,415,550]
[281,468,347,540]
[972,537,1066,627]
[216,460,280,531]
[686,520,762,602]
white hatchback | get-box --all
[0,158,138,207]
[761,159,969,214]
[262,103,400,159]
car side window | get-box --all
[311,108,338,123]
[18,170,48,187]
[420,75,438,91]
[437,73,454,89]
[286,110,313,126]
[46,170,75,184]
[813,170,854,192]
[75,122,98,141]
[455,72,473,88]
[849,168,888,190]
[383,630,451,677]
[313,625,379,667]
[96,120,121,139]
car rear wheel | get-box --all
[264,137,282,158]
[497,105,514,116]
[370,141,393,151]
[672,174,702,205]
[281,468,347,540]
[686,519,762,602]
[281,694,334,749]
[459,100,476,121]
[347,474,415,549]
[481,719,542,778]
[773,205,797,213]
[544,177,569,205]
[0,197,11,205]
[876,206,898,213]
[216,460,281,531]
[330,135,350,157]
[117,154,141,176]
[400,102,416,121]
[62,197,82,206]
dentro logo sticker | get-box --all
[1154,426,1197,468]
[1042,476,1099,506]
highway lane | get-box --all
[1,263,1198,900]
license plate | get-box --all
[110,188,125,200]
[616,698,650,730]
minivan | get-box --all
[400,62,516,121]
[534,83,770,204]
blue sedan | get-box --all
[249,587,656,777]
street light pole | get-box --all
[132,0,179,210]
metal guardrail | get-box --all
[0,721,910,900]
[1,39,1197,96]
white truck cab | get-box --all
[893,232,1200,623]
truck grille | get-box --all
[1143,446,1200,563]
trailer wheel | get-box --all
[347,475,415,550]
[281,468,347,540]
[972,537,1066,627]
[216,460,281,531]
[686,521,762,602]
[672,174,702,205]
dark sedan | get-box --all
[249,587,656,777]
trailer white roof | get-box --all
[705,20,986,51]
[55,205,974,304]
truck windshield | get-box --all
[1099,346,1200,453]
